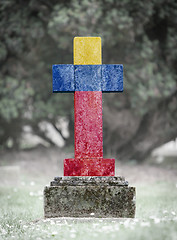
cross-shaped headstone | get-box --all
[53,37,123,176]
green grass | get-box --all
[0,180,177,240]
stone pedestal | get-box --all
[44,176,136,218]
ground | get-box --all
[0,147,177,240]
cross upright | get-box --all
[53,37,123,176]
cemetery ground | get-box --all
[0,147,177,240]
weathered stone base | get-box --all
[44,176,136,218]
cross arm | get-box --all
[53,64,123,92]
[102,64,123,92]
[53,64,75,92]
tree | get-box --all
[0,0,176,161]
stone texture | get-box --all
[64,159,115,176]
[52,64,123,92]
[52,176,127,186]
[52,64,74,92]
[73,37,102,65]
[75,65,102,91]
[102,64,123,92]
[44,176,136,218]
[74,91,103,159]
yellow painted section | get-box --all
[74,37,102,65]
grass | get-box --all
[0,147,177,239]
[0,179,177,240]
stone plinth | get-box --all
[44,177,136,218]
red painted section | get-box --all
[74,91,103,159]
[64,158,115,176]
[63,91,115,176]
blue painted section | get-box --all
[53,64,74,92]
[102,64,123,92]
[53,64,123,92]
[75,65,102,91]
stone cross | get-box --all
[53,37,123,176]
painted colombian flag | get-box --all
[52,37,123,176]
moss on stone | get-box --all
[44,177,136,218]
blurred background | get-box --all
[1,2,177,237]
[0,0,177,164]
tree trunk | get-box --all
[103,90,177,161]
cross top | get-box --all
[53,37,123,176]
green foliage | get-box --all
[0,77,34,121]
[0,0,176,149]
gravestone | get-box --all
[44,37,136,218]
